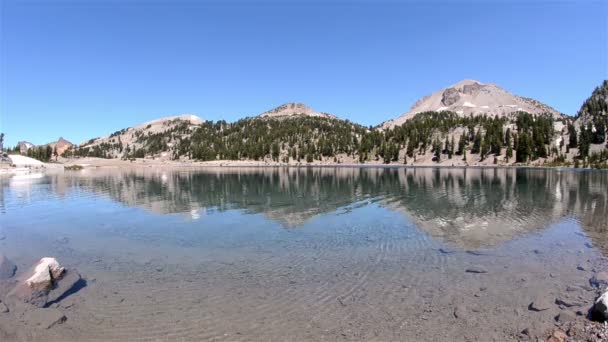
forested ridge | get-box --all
[13,81,608,168]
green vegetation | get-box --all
[64,164,84,170]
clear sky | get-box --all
[1,0,606,146]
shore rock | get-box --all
[5,257,79,308]
[590,290,608,322]
[24,308,66,329]
[547,329,567,342]
[0,254,17,280]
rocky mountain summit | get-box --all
[383,79,564,128]
[17,138,73,156]
[259,102,337,120]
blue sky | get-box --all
[1,0,606,146]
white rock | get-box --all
[25,257,65,290]
[6,257,67,307]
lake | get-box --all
[1,167,607,341]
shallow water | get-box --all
[1,167,607,341]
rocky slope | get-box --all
[575,80,608,127]
[383,79,564,129]
[71,114,204,159]
[46,137,74,156]
[259,102,338,120]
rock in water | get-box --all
[590,272,608,288]
[529,296,552,311]
[0,254,17,280]
[24,308,66,329]
[6,257,76,308]
[465,266,488,274]
[46,270,82,304]
[591,290,608,322]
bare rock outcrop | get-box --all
[441,88,460,106]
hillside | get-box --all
[68,114,204,159]
[382,80,564,129]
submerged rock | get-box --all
[590,272,608,289]
[24,308,66,329]
[46,270,82,304]
[555,311,576,324]
[6,257,81,308]
[0,254,17,280]
[465,266,488,274]
[555,297,584,308]
[529,296,552,311]
[590,290,608,322]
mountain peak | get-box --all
[383,80,563,128]
[450,79,483,87]
[260,103,337,119]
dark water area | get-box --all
[0,167,607,341]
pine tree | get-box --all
[456,134,465,155]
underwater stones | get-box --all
[590,272,608,289]
[465,266,488,274]
[24,308,66,329]
[0,254,17,280]
[529,296,552,311]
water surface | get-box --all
[1,167,607,341]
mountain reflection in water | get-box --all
[10,167,605,252]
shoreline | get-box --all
[60,157,591,169]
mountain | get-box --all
[16,138,73,155]
[17,141,35,154]
[74,114,204,159]
[382,79,564,129]
[46,137,74,156]
[36,80,608,168]
[259,103,338,120]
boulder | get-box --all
[590,290,608,322]
[5,257,79,308]
[0,254,17,280]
